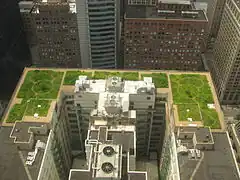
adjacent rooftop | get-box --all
[176,127,239,180]
[125,5,207,21]
[0,125,48,180]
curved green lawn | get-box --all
[7,70,64,123]
[17,70,64,99]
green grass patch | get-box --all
[17,70,64,99]
[201,107,220,129]
[141,73,168,88]
[177,103,201,121]
[93,71,139,80]
[121,72,139,80]
[25,99,51,117]
[6,99,52,123]
[8,70,63,123]
[64,71,93,85]
[170,74,220,129]
[93,71,121,79]
[6,101,27,123]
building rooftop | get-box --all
[177,128,239,180]
[0,127,29,180]
[0,126,48,180]
[177,127,214,144]
[125,5,207,21]
[2,68,224,130]
[10,122,47,142]
[128,172,148,180]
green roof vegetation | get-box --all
[170,74,220,129]
[177,103,201,121]
[25,99,51,116]
[121,72,139,81]
[17,70,64,99]
[93,71,139,80]
[64,71,93,85]
[6,99,51,123]
[93,71,120,79]
[6,101,27,123]
[141,73,168,88]
[7,70,64,123]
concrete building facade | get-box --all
[19,0,82,68]
[19,0,120,69]
[212,0,240,104]
[210,0,226,40]
[62,75,166,157]
[124,1,208,70]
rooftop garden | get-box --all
[93,71,139,80]
[6,101,27,123]
[24,99,51,117]
[17,70,64,99]
[64,71,93,85]
[141,73,168,88]
[6,70,63,123]
[170,74,220,129]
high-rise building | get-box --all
[211,0,240,105]
[1,68,239,180]
[209,0,226,40]
[67,75,166,156]
[19,0,82,68]
[123,1,207,70]
[19,0,120,69]
[75,0,120,68]
[0,0,31,99]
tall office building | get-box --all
[211,0,240,105]
[76,0,120,68]
[124,0,207,70]
[0,0,31,99]
[63,75,166,156]
[209,0,226,40]
[1,68,239,180]
[19,0,82,67]
[19,0,119,68]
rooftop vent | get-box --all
[112,81,117,86]
[110,99,116,106]
[111,95,116,99]
[103,146,115,156]
[112,77,118,81]
[101,162,114,174]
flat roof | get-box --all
[125,5,207,21]
[178,127,213,143]
[0,127,29,180]
[2,68,224,130]
[178,132,239,180]
[0,126,48,180]
[128,172,147,180]
[11,122,46,142]
[70,170,91,180]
